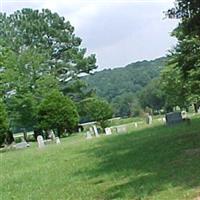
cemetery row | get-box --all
[1,111,195,151]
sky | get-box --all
[1,0,179,70]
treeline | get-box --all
[84,57,167,117]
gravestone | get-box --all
[89,127,94,135]
[48,130,56,141]
[105,127,112,135]
[15,141,30,149]
[134,122,138,128]
[55,137,61,144]
[93,125,99,137]
[86,131,92,139]
[162,117,166,122]
[181,111,187,119]
[37,135,45,148]
[165,112,183,125]
[146,114,153,125]
[116,126,127,133]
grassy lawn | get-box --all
[1,117,200,200]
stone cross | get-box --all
[37,135,45,148]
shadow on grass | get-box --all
[78,118,200,199]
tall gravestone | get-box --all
[93,125,99,137]
[55,137,61,144]
[165,112,183,125]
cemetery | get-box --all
[0,1,200,200]
[1,115,200,199]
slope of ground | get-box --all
[1,117,200,200]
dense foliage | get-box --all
[37,90,79,136]
[163,0,200,111]
[78,97,113,128]
[0,9,97,133]
[84,57,166,116]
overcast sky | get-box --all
[1,0,179,70]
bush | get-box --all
[78,97,113,129]
[37,90,79,137]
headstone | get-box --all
[89,127,94,135]
[105,127,112,135]
[55,137,61,144]
[165,112,183,125]
[15,141,29,149]
[134,122,138,128]
[149,115,152,124]
[48,130,56,140]
[86,131,92,139]
[93,125,99,137]
[162,117,166,122]
[116,126,127,133]
[181,111,187,119]
[146,113,152,125]
[37,135,45,148]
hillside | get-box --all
[84,57,167,102]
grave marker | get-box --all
[37,135,45,148]
[165,112,183,125]
[105,127,112,135]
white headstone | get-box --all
[37,135,45,148]
[86,131,92,139]
[105,127,112,135]
[93,125,99,137]
[148,115,153,124]
[181,111,187,119]
[15,141,29,149]
[50,130,56,140]
[55,137,61,144]
[134,122,138,128]
[162,117,166,122]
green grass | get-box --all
[1,117,200,200]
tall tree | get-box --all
[0,9,97,85]
[163,0,200,111]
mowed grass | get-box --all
[1,117,200,200]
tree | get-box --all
[37,90,79,137]
[112,93,141,117]
[139,78,165,112]
[0,100,8,145]
[163,0,200,111]
[0,9,97,85]
[78,97,113,129]
[0,8,97,132]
